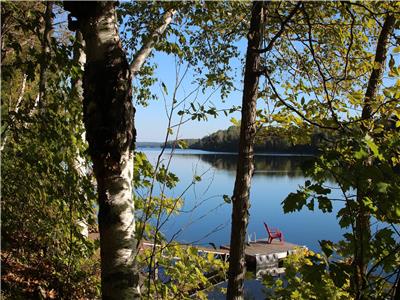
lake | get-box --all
[139,148,344,252]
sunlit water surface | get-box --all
[139,148,344,251]
[138,148,345,299]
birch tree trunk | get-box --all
[64,2,139,299]
[227,2,263,299]
[71,30,89,238]
[354,13,395,300]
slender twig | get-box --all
[257,2,301,53]
[263,70,339,130]
[301,5,342,129]
[337,4,355,84]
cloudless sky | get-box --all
[128,10,400,142]
[135,47,246,142]
[54,7,246,143]
[57,5,399,143]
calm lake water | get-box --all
[139,148,344,252]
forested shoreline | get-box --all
[2,1,399,300]
[165,125,322,154]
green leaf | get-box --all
[362,197,377,213]
[317,195,332,213]
[306,198,314,211]
[230,117,240,127]
[365,134,383,160]
[193,175,202,182]
[319,240,334,258]
[283,191,308,213]
[177,140,188,149]
[161,82,168,95]
[330,262,350,288]
[354,148,368,159]
[189,247,198,256]
[376,182,389,193]
[207,252,214,261]
[223,194,231,204]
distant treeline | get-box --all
[167,126,325,154]
[136,142,163,148]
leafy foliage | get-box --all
[140,243,227,299]
[264,1,400,298]
[264,248,351,299]
[119,1,249,108]
[1,3,99,298]
[2,1,399,299]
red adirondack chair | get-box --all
[264,222,284,244]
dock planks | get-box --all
[221,239,305,271]
[221,239,300,256]
[90,232,305,275]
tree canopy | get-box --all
[1,1,399,299]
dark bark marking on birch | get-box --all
[64,1,139,298]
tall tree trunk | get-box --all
[64,2,139,299]
[71,30,90,238]
[227,2,263,299]
[38,1,53,109]
[354,13,395,300]
[361,14,396,122]
[70,30,86,179]
[71,30,85,105]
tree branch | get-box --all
[263,69,339,130]
[361,13,396,120]
[301,4,342,129]
[338,4,355,83]
[38,1,53,109]
[130,8,176,76]
[343,1,383,28]
[257,2,301,53]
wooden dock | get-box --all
[141,238,305,275]
[140,240,230,262]
[90,233,305,277]
[221,239,306,277]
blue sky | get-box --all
[135,50,246,142]
[124,7,400,143]
[56,5,400,143]
[56,7,248,143]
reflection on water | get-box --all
[192,153,309,178]
[140,148,345,299]
[140,148,343,254]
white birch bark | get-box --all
[64,2,139,298]
[130,8,176,76]
[64,2,177,298]
[71,30,89,238]
[1,74,27,151]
